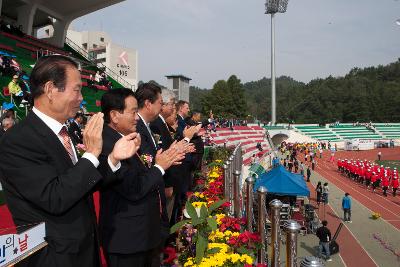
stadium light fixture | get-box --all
[265,0,288,125]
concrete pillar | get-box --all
[17,3,37,35]
[49,19,71,48]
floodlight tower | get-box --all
[265,0,288,125]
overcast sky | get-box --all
[71,0,400,89]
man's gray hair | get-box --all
[161,89,176,104]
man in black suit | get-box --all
[175,100,194,203]
[135,83,193,265]
[98,88,184,267]
[0,55,139,267]
[68,112,85,144]
[185,111,205,172]
[150,90,198,224]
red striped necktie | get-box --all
[59,126,76,164]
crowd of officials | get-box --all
[0,55,207,267]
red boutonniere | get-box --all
[139,153,153,168]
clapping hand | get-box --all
[155,145,185,170]
[183,124,201,140]
[83,113,104,158]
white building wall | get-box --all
[105,42,138,89]
[65,29,137,89]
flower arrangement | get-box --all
[227,231,262,256]
[183,243,254,267]
[171,155,263,267]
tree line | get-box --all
[189,58,400,123]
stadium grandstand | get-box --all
[264,123,398,144]
[0,0,128,120]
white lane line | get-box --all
[338,254,348,267]
[308,174,379,267]
[326,200,379,267]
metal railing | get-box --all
[223,143,309,266]
[64,37,134,90]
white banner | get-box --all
[0,223,46,267]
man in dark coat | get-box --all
[98,88,183,266]
[0,55,138,267]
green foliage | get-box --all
[190,75,249,118]
[195,234,207,263]
[207,146,233,162]
[170,219,191,234]
[208,199,227,213]
[190,59,400,123]
[170,200,225,264]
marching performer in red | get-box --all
[382,174,390,197]
[392,174,399,197]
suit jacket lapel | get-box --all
[27,112,74,167]
[137,117,157,151]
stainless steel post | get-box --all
[284,220,301,267]
[300,256,325,267]
[257,186,268,264]
[233,170,241,218]
[228,156,234,215]
[239,147,243,172]
[270,199,283,267]
[245,176,256,232]
[223,164,229,200]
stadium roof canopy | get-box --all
[1,0,125,46]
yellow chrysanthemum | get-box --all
[215,213,226,225]
[191,201,207,208]
[240,254,253,264]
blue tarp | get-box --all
[254,165,310,197]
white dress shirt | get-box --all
[32,107,120,171]
[137,113,165,175]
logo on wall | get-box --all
[118,51,128,65]
[117,51,130,77]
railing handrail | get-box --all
[64,37,134,90]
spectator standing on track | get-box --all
[342,193,352,223]
[307,166,311,182]
[299,161,305,177]
[316,181,322,205]
[322,182,329,204]
[378,151,382,161]
[316,220,332,262]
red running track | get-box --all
[305,181,378,267]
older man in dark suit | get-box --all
[0,55,138,267]
[150,90,198,225]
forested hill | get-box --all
[189,59,400,123]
